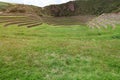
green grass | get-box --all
[0,24,120,80]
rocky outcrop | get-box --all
[44,1,75,16]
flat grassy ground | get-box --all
[0,24,120,80]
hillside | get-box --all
[0,0,120,17]
[0,3,43,16]
[0,2,11,11]
[0,1,120,27]
[44,0,120,16]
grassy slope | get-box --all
[0,2,11,11]
[0,24,120,80]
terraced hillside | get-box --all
[0,1,120,27]
[88,12,120,29]
[0,16,42,27]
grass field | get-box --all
[0,24,120,80]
